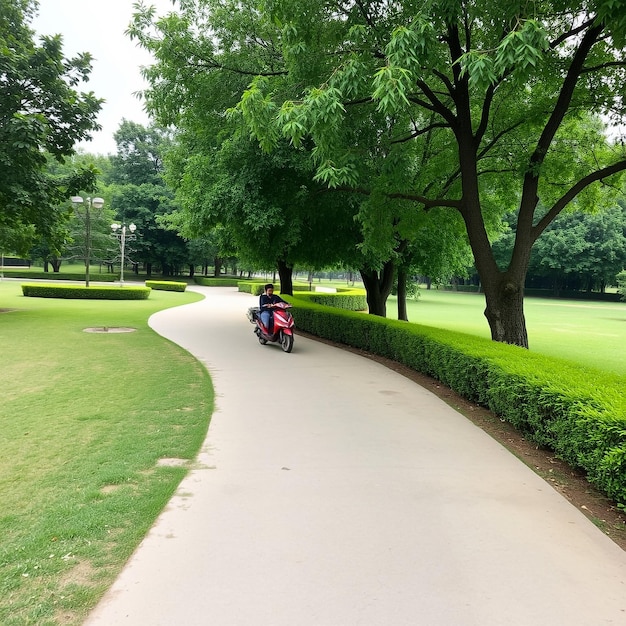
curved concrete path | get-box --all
[86,287,625,625]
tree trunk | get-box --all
[50,257,62,272]
[277,259,293,295]
[482,275,529,348]
[360,260,395,317]
[213,256,222,277]
[397,265,408,321]
[189,264,195,277]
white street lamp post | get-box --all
[111,222,137,286]
[70,196,104,287]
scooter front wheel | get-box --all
[280,331,294,353]
[258,335,268,345]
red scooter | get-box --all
[248,302,295,353]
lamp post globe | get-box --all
[111,221,137,286]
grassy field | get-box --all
[0,280,213,625]
[385,289,626,376]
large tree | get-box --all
[130,2,364,290]
[129,0,475,310]
[0,0,102,234]
[105,121,189,276]
[228,0,626,347]
[527,204,626,292]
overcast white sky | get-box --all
[33,0,175,155]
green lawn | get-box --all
[386,289,626,376]
[0,281,213,625]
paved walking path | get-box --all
[86,287,625,625]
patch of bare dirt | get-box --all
[298,330,626,551]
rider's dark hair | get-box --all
[264,283,274,291]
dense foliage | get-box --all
[223,0,626,346]
[129,0,475,308]
[0,0,102,235]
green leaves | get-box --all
[372,65,412,112]
[0,0,102,233]
[305,86,346,128]
[277,100,306,146]
[595,0,626,47]
[385,21,434,72]
[458,19,550,89]
[372,19,437,113]
[494,19,550,74]
[234,77,280,152]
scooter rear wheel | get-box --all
[280,331,294,353]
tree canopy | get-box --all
[233,0,626,345]
[105,120,190,276]
[131,0,626,345]
[130,0,477,306]
[0,0,102,234]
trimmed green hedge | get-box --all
[287,295,626,507]
[194,277,241,287]
[236,282,366,312]
[440,284,623,302]
[292,288,367,311]
[146,280,187,292]
[237,281,267,295]
[618,270,626,301]
[2,270,116,281]
[21,283,151,300]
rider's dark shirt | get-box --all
[259,293,285,309]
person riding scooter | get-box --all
[259,283,286,333]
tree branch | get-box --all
[319,186,462,210]
[432,69,454,96]
[386,192,462,209]
[390,122,449,144]
[344,97,375,107]
[475,84,495,145]
[537,23,604,156]
[415,80,457,126]
[533,160,626,238]
[476,119,527,160]
[581,61,626,74]
[190,58,288,77]
[549,17,596,49]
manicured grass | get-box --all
[0,281,213,625]
[386,290,626,376]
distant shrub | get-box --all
[146,280,187,292]
[238,281,266,296]
[194,277,240,287]
[21,284,150,300]
[617,271,626,302]
[2,270,115,281]
[292,288,367,311]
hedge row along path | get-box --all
[86,286,626,626]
